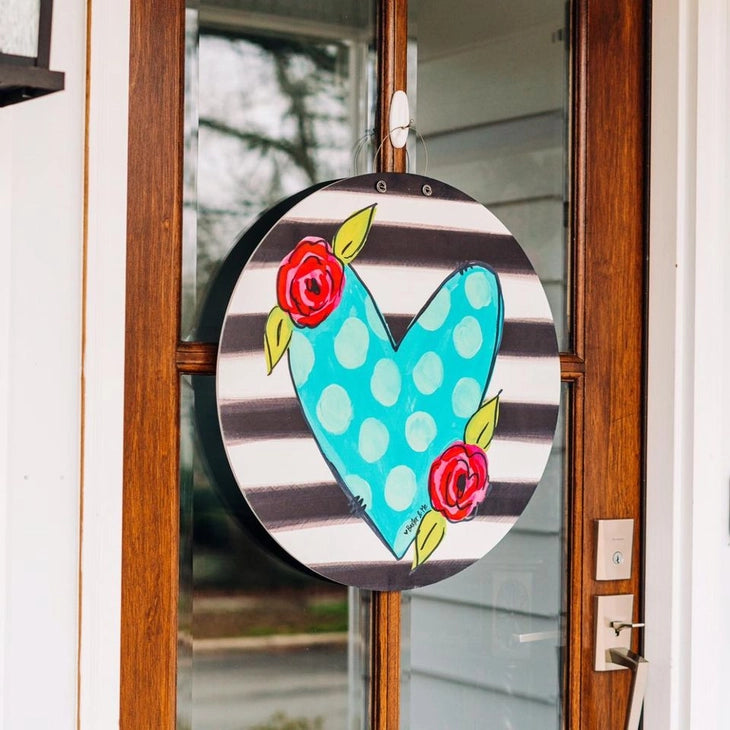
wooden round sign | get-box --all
[215,173,560,590]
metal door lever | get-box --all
[610,620,646,636]
[608,647,649,730]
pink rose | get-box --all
[428,442,489,522]
[276,237,344,327]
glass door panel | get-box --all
[183,1,375,338]
[181,2,571,728]
[179,375,369,730]
[180,3,376,729]
[411,0,569,349]
[404,1,570,727]
[403,388,567,729]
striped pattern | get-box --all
[217,173,559,590]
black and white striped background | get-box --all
[217,173,560,590]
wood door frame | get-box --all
[570,0,647,724]
[119,0,648,727]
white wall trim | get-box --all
[686,1,730,727]
[645,2,693,725]
[77,0,130,727]
[646,1,730,728]
[0,113,13,730]
[1,1,87,725]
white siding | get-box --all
[77,1,130,728]
[0,1,87,727]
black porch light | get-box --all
[0,0,64,107]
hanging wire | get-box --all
[351,129,375,176]
[408,123,429,177]
[351,121,430,177]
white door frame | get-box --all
[645,1,730,728]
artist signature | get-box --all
[403,504,430,535]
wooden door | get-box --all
[120,1,646,727]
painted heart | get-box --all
[265,205,504,562]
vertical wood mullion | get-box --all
[371,1,408,729]
[376,0,408,173]
[567,2,587,726]
[120,1,185,728]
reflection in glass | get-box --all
[403,6,570,719]
[180,6,374,724]
[403,386,569,729]
[411,0,570,349]
[183,0,375,338]
[179,375,364,730]
[179,377,194,730]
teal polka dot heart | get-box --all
[289,262,503,560]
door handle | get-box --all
[610,620,646,636]
[594,595,649,730]
[608,647,649,730]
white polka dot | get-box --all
[412,351,444,395]
[452,377,482,418]
[334,317,370,369]
[289,332,315,387]
[405,411,437,452]
[465,270,492,309]
[358,418,390,463]
[345,475,372,510]
[370,358,401,407]
[418,287,451,331]
[453,315,483,359]
[384,465,417,511]
[316,384,353,435]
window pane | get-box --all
[411,0,570,350]
[404,2,570,725]
[183,0,376,339]
[402,385,569,729]
[180,4,375,727]
[179,375,369,730]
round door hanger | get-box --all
[216,173,560,591]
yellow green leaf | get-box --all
[332,204,376,264]
[412,510,447,570]
[264,306,293,374]
[464,392,501,450]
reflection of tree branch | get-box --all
[272,53,318,184]
[192,34,349,297]
[200,118,303,159]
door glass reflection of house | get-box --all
[403,2,569,727]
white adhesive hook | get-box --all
[388,90,410,149]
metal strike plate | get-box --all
[595,594,635,671]
[595,518,634,580]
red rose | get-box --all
[276,237,345,327]
[428,442,489,522]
